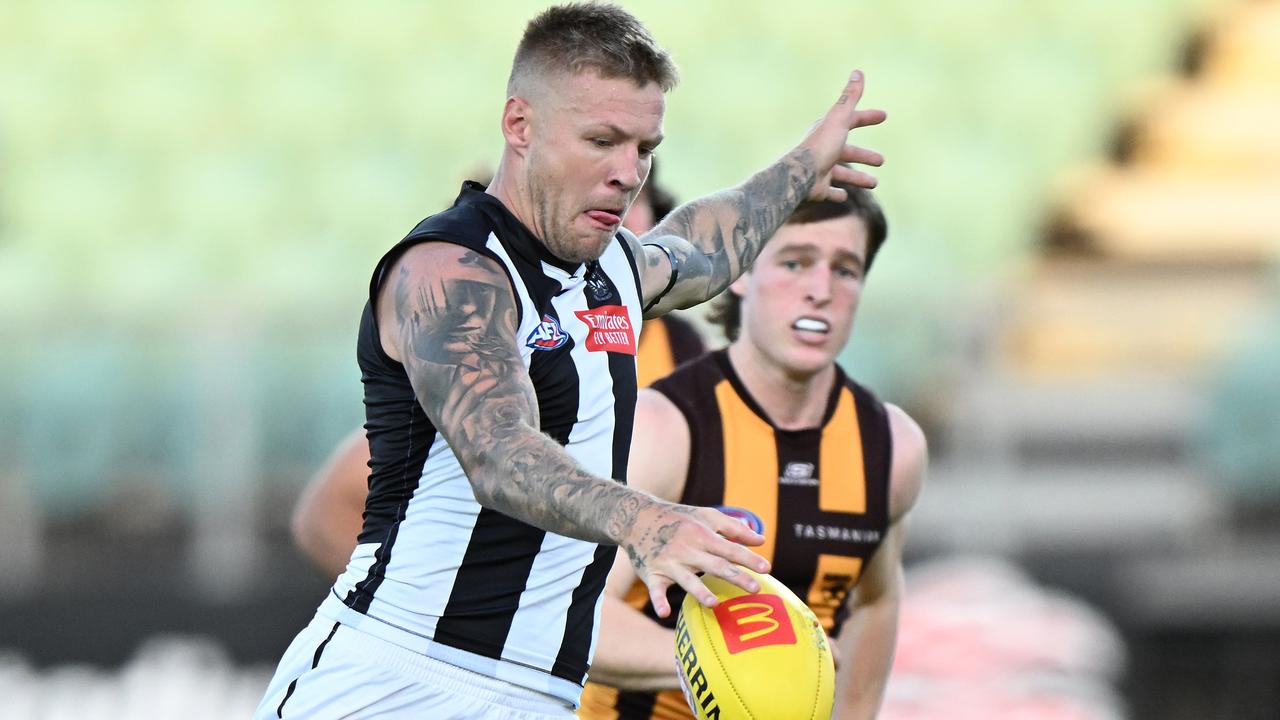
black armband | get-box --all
[641,243,680,313]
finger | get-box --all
[708,510,765,547]
[671,568,721,609]
[853,107,887,129]
[695,551,765,595]
[704,531,771,576]
[648,576,673,618]
[839,145,884,167]
[829,69,866,116]
[829,165,878,189]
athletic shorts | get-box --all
[255,613,576,719]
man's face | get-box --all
[523,71,666,263]
[732,214,870,377]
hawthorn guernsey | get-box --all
[675,569,835,720]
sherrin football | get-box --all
[675,568,835,720]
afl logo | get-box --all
[715,506,765,535]
[526,314,568,350]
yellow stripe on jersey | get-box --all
[807,554,864,632]
[715,378,779,564]
[635,316,674,389]
[819,389,866,514]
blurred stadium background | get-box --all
[2,0,1278,717]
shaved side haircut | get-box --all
[508,3,678,96]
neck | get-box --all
[726,341,836,431]
[486,161,538,240]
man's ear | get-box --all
[501,96,533,154]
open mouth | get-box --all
[792,317,830,334]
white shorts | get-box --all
[255,614,576,719]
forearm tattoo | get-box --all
[391,249,661,547]
[646,147,818,305]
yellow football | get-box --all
[675,568,835,720]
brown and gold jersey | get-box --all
[578,350,892,720]
[636,314,706,389]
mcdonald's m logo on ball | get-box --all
[713,594,797,654]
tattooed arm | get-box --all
[631,70,887,317]
[376,241,769,614]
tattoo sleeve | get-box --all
[638,147,817,315]
[383,243,658,545]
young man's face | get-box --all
[732,214,870,378]
[524,70,665,263]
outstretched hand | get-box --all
[621,502,771,618]
[800,69,887,201]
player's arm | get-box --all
[378,243,769,611]
[832,404,926,720]
[290,426,371,581]
[631,71,885,317]
[588,389,690,690]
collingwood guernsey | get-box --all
[319,182,642,706]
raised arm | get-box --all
[633,70,886,316]
[832,403,927,719]
[376,242,769,613]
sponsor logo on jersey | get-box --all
[676,613,722,718]
[526,314,569,350]
[793,523,882,543]
[574,305,637,354]
[714,505,765,535]
[713,594,797,653]
[778,461,818,487]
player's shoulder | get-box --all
[649,348,722,400]
[635,386,687,433]
[884,401,926,521]
[833,365,926,520]
[403,197,496,248]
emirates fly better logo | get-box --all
[574,306,636,354]
[712,594,797,654]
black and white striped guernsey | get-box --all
[318,182,642,706]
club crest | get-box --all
[585,264,614,302]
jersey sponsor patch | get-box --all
[713,594,798,654]
[574,306,637,354]
[526,313,569,350]
[715,505,765,535]
[793,523,882,543]
[779,461,818,487]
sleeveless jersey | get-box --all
[318,182,643,706]
[578,349,892,719]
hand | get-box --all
[621,502,771,618]
[798,70,887,201]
